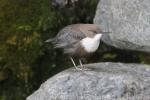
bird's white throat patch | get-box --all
[80,34,102,53]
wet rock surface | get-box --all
[27,63,150,100]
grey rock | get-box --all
[27,63,150,100]
[94,0,150,52]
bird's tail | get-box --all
[45,38,54,43]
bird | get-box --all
[46,24,110,70]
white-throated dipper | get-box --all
[46,24,110,70]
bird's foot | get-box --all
[70,57,89,71]
[74,65,83,70]
[75,66,90,71]
[74,59,88,71]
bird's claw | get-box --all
[74,66,83,70]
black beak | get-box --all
[100,32,112,34]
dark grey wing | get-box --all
[52,26,86,48]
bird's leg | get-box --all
[70,57,82,70]
[70,57,76,67]
[79,59,84,68]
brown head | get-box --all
[73,24,110,38]
[78,24,101,33]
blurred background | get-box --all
[0,0,149,100]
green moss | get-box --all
[0,0,99,100]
